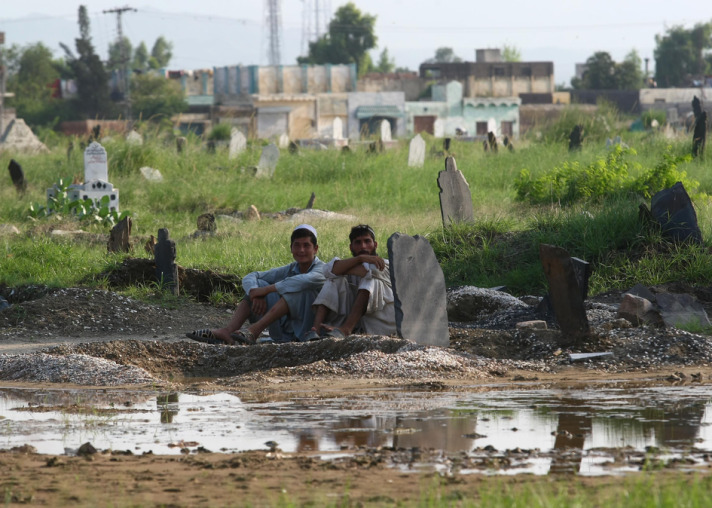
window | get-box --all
[501,121,513,137]
[520,67,532,77]
[476,122,488,135]
[493,67,506,77]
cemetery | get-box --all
[1,107,712,504]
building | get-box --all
[419,49,554,98]
[405,81,520,139]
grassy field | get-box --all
[1,115,711,298]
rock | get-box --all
[617,293,663,326]
[447,286,528,322]
[197,213,217,232]
[516,320,547,330]
[77,442,98,456]
[139,167,163,182]
[656,293,711,329]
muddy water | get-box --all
[1,382,711,475]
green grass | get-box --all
[2,128,712,297]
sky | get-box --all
[1,0,711,86]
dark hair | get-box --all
[349,224,375,242]
[291,228,317,247]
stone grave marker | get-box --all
[8,159,26,193]
[256,143,280,178]
[443,137,451,152]
[487,132,498,153]
[437,156,474,227]
[503,136,515,152]
[278,133,290,148]
[433,119,444,138]
[139,167,163,182]
[693,111,707,158]
[155,228,179,295]
[387,232,449,347]
[651,182,702,244]
[288,141,299,154]
[84,142,108,182]
[332,117,343,139]
[228,128,246,159]
[107,216,132,253]
[692,96,702,118]
[569,125,583,151]
[408,134,426,167]
[380,120,392,142]
[176,136,186,153]
[539,243,590,343]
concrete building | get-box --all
[419,49,554,98]
[405,81,520,139]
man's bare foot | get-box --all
[212,329,235,345]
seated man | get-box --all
[187,224,325,345]
[305,224,395,340]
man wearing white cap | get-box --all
[186,224,325,345]
[303,224,395,341]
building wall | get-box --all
[346,92,406,140]
[357,73,427,101]
[253,97,316,140]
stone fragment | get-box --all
[245,205,261,221]
[387,232,449,347]
[569,352,613,362]
[656,293,711,329]
[437,156,474,227]
[228,129,246,159]
[77,442,98,456]
[139,166,163,182]
[197,213,216,232]
[651,182,702,244]
[617,293,663,326]
[625,283,656,303]
[447,286,527,322]
[176,136,186,153]
[539,244,590,343]
[107,216,132,253]
[516,320,547,330]
[155,228,179,295]
[408,134,426,168]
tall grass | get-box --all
[1,127,711,295]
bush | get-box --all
[642,109,666,128]
[207,123,232,141]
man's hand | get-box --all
[358,254,386,271]
[249,285,275,316]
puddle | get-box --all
[1,383,712,476]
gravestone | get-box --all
[380,120,392,142]
[332,117,343,139]
[482,140,489,152]
[437,156,475,227]
[278,133,290,149]
[407,134,426,168]
[83,142,108,182]
[443,138,451,152]
[256,143,279,178]
[503,136,515,152]
[8,159,26,193]
[107,216,132,253]
[176,137,186,153]
[487,132,498,153]
[387,232,449,347]
[539,244,590,343]
[569,125,583,151]
[139,167,163,182]
[692,96,702,119]
[197,213,216,232]
[651,182,702,244]
[155,228,179,295]
[692,111,706,158]
[228,128,246,159]
[288,141,299,154]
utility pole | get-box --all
[104,6,136,122]
[0,32,5,138]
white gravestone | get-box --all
[84,142,108,182]
[380,120,392,142]
[126,130,143,145]
[408,134,426,168]
[279,133,290,148]
[256,143,280,178]
[228,128,247,159]
[333,117,343,139]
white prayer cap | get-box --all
[293,223,317,239]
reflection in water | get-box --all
[0,384,711,476]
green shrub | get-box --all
[207,123,232,141]
[641,109,666,128]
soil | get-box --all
[2,282,712,506]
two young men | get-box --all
[186,224,395,346]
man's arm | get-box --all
[331,254,386,277]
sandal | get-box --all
[230,329,257,346]
[300,330,321,342]
[186,329,224,345]
[324,328,345,339]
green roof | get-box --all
[355,105,403,119]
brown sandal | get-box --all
[230,330,256,345]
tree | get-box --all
[570,51,642,90]
[297,2,377,75]
[373,48,395,73]
[60,5,114,118]
[149,36,172,69]
[655,22,712,87]
[131,73,187,120]
[107,36,132,72]
[133,42,149,71]
[502,44,521,62]
[428,47,462,63]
